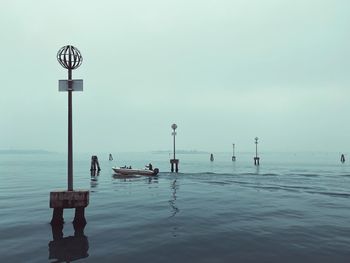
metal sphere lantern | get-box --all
[57,45,83,70]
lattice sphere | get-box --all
[57,45,83,70]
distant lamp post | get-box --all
[50,45,88,227]
[254,137,260,165]
[170,123,179,172]
[232,143,236,161]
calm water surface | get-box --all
[1,152,350,262]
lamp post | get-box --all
[57,45,83,191]
[254,137,260,165]
[170,123,179,172]
[50,45,88,227]
[232,143,236,161]
[172,123,177,160]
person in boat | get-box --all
[146,163,153,170]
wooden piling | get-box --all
[210,153,214,162]
[341,154,345,163]
[90,155,101,171]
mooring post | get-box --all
[210,153,214,162]
[90,155,101,171]
[341,154,345,163]
[50,45,89,226]
[254,137,260,166]
[170,123,179,173]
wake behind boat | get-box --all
[112,166,159,176]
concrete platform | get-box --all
[50,190,89,208]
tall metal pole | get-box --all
[68,68,73,191]
[233,143,235,156]
[173,130,176,160]
[255,137,258,158]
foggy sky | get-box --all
[1,0,350,153]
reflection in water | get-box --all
[111,174,160,183]
[255,165,260,175]
[169,179,179,218]
[147,176,159,184]
[90,170,100,189]
[169,179,180,237]
[48,224,89,262]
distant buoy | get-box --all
[341,154,345,163]
[109,153,113,161]
[210,153,214,162]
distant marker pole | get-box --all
[170,123,179,172]
[50,45,89,227]
[254,137,260,165]
[232,143,236,161]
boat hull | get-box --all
[112,167,159,176]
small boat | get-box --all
[112,166,159,176]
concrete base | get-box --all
[170,159,179,173]
[50,190,89,226]
[254,157,260,166]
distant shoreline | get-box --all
[0,150,55,155]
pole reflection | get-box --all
[168,179,179,218]
[48,224,89,262]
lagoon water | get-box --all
[1,151,350,262]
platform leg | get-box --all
[73,207,87,227]
[51,208,64,226]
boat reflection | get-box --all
[112,173,140,181]
[147,175,159,184]
[48,224,89,262]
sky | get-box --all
[1,0,350,153]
